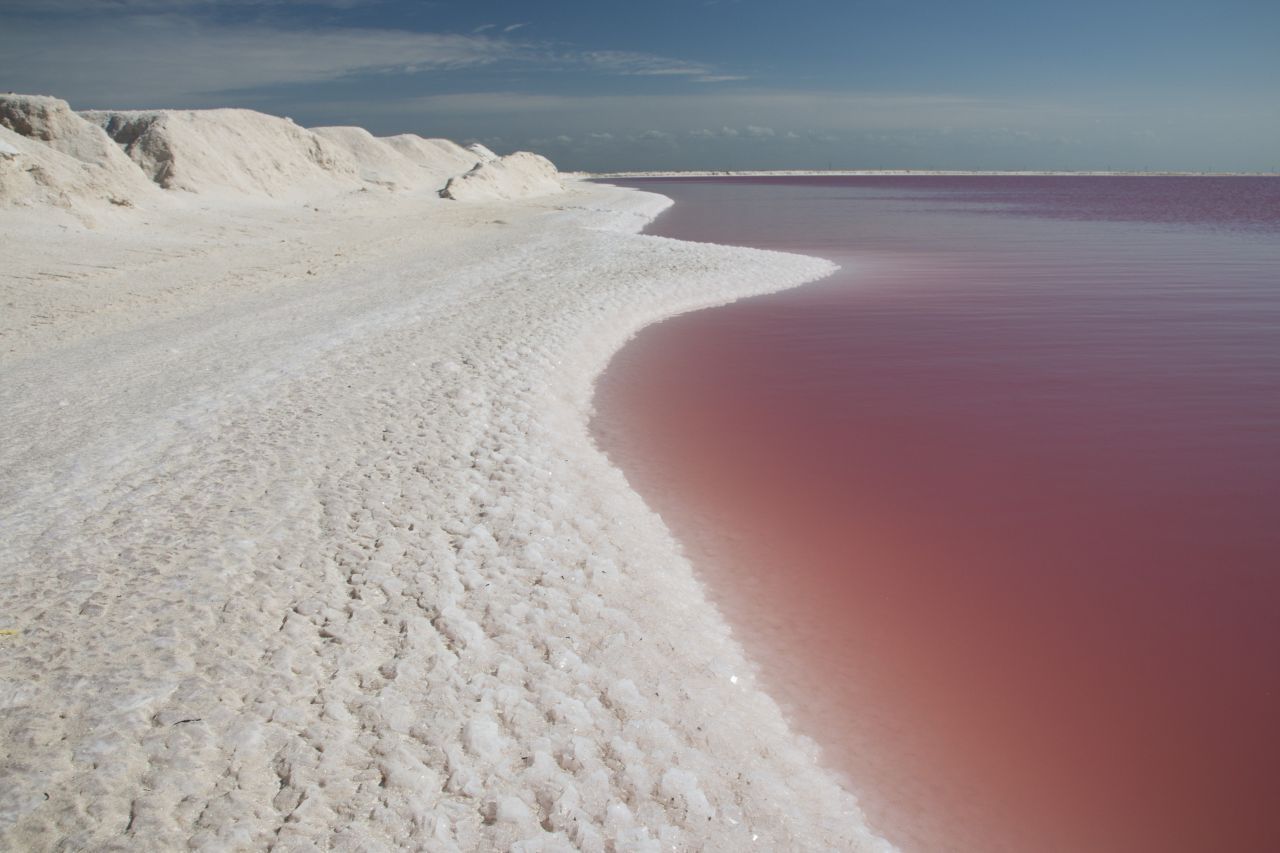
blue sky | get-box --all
[2,0,1277,170]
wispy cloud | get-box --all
[0,17,527,105]
[690,125,776,139]
[579,50,716,78]
[525,132,573,146]
[690,126,740,138]
[0,8,743,107]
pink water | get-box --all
[593,177,1280,853]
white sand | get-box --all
[1,96,891,851]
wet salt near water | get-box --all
[593,177,1280,853]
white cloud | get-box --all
[690,125,773,139]
[0,11,743,107]
[691,126,739,138]
[579,51,715,78]
[0,17,526,105]
[525,133,572,147]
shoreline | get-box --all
[1,178,891,850]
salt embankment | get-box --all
[0,94,890,851]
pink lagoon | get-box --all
[595,176,1280,853]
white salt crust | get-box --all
[0,95,894,853]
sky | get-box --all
[2,0,1278,171]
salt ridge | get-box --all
[0,94,564,214]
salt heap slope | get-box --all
[84,108,366,198]
[311,125,432,190]
[0,95,157,211]
[442,151,564,201]
[317,127,485,191]
[384,134,482,181]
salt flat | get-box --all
[0,97,889,851]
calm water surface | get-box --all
[594,177,1280,853]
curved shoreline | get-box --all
[1,180,891,850]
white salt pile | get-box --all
[0,94,562,211]
[0,93,892,851]
[441,151,564,202]
[383,134,484,187]
[0,95,157,212]
[312,125,445,190]
[83,107,363,198]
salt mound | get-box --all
[440,152,564,202]
[83,108,362,198]
[382,135,484,188]
[1,95,138,176]
[311,126,428,190]
[0,94,155,209]
[0,126,129,211]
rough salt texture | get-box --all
[0,96,157,213]
[0,125,134,215]
[0,95,147,188]
[1,112,893,850]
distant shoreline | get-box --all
[589,169,1280,178]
